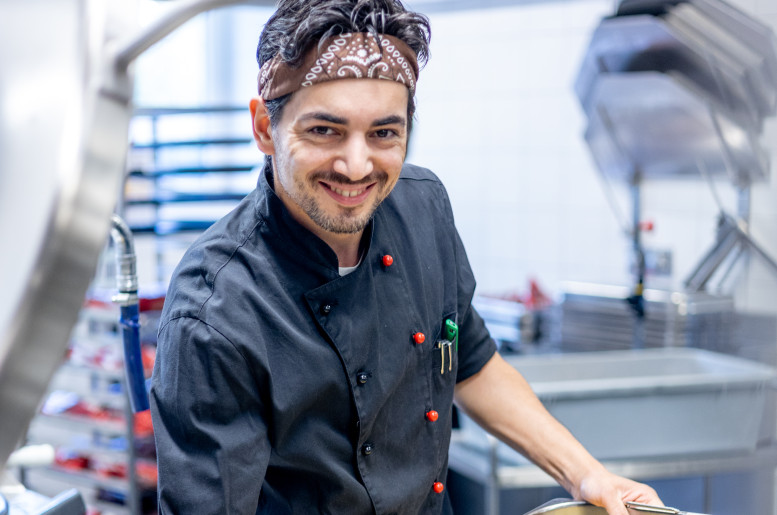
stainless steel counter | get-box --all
[448,434,777,515]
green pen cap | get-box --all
[444,319,458,341]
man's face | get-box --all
[258,79,408,237]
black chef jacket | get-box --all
[150,163,497,514]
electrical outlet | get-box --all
[630,248,673,277]
[645,248,673,277]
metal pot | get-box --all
[525,500,607,514]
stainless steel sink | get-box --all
[459,348,777,462]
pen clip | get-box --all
[443,319,458,352]
[435,340,452,374]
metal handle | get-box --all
[625,502,680,514]
[115,0,274,71]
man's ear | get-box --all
[249,97,274,155]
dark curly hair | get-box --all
[256,0,431,173]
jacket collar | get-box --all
[253,167,375,278]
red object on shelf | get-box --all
[138,295,166,312]
[136,460,158,486]
[82,297,113,310]
[490,278,552,310]
[524,278,552,310]
[64,402,124,423]
[83,292,165,312]
[141,344,156,374]
[96,462,128,479]
[134,409,154,436]
[54,451,90,471]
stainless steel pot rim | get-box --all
[524,500,606,514]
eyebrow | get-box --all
[373,115,406,128]
[299,112,347,125]
[299,112,406,128]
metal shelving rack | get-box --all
[122,106,257,285]
[22,303,156,515]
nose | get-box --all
[333,135,373,180]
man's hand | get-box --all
[575,468,663,515]
[455,354,664,515]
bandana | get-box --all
[258,33,418,100]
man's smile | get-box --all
[319,180,377,205]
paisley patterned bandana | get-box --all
[258,33,419,100]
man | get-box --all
[150,0,663,513]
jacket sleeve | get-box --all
[452,225,497,383]
[150,316,270,514]
[430,178,497,383]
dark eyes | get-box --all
[309,126,337,136]
[307,126,399,139]
[374,128,398,138]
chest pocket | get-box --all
[430,311,458,393]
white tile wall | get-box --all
[412,0,623,298]
[756,0,777,15]
[133,0,777,314]
[407,0,777,315]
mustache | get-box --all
[310,170,388,186]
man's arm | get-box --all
[151,316,270,514]
[454,352,662,515]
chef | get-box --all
[149,0,663,513]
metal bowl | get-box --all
[525,501,607,515]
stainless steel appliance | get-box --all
[0,0,273,477]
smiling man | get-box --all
[253,77,408,265]
[149,1,662,514]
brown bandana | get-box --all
[258,33,419,100]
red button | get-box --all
[433,482,444,494]
[382,255,394,267]
[426,410,439,422]
[413,332,425,344]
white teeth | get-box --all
[331,186,365,198]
